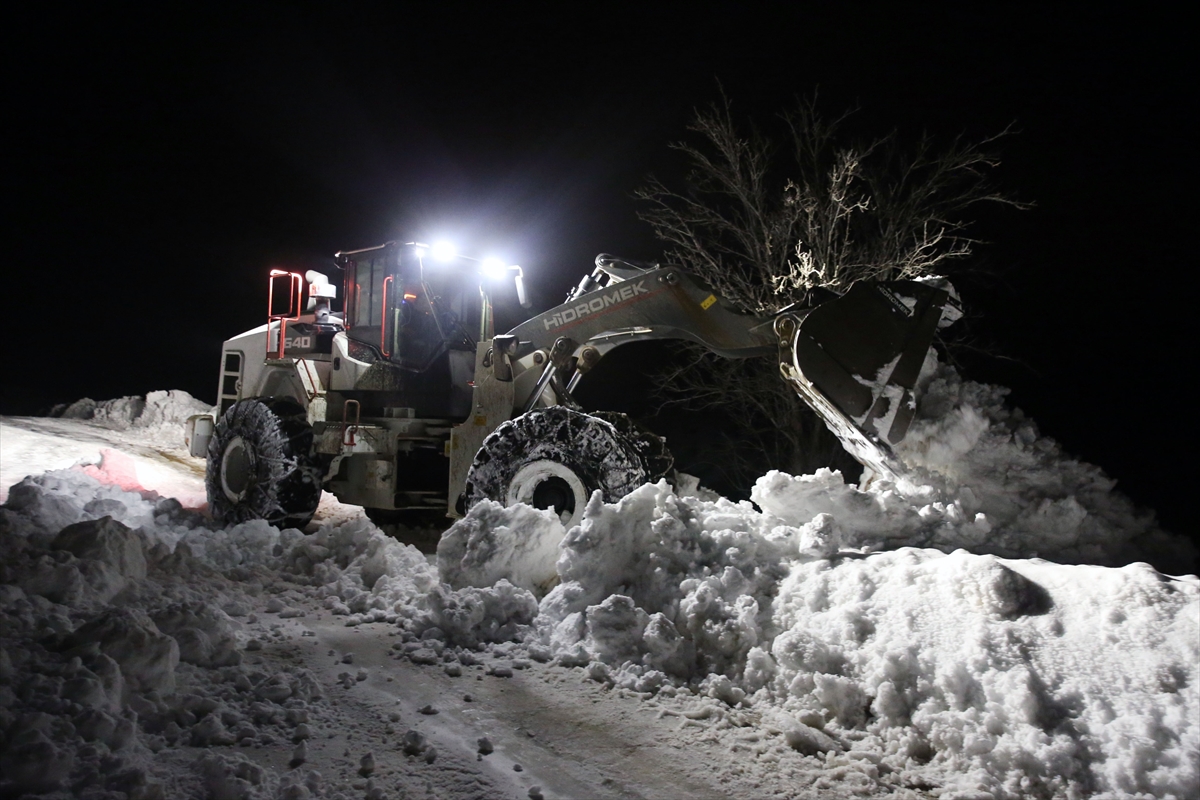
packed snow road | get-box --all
[183,595,783,800]
[271,611,793,800]
[0,415,207,509]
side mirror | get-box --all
[490,334,518,381]
[514,271,530,308]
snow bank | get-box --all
[894,362,1188,568]
[527,480,1199,799]
[2,364,1196,799]
[0,467,440,797]
[53,389,213,450]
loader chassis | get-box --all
[192,242,958,528]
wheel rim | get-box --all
[220,435,253,502]
[505,460,588,528]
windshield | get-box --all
[343,244,484,372]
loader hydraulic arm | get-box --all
[506,258,778,362]
[464,256,960,496]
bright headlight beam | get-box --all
[480,257,508,280]
[430,241,456,262]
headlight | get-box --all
[480,257,508,281]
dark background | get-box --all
[6,6,1191,536]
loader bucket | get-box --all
[777,280,956,478]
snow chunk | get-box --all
[437,499,565,593]
[64,607,180,697]
[420,580,539,648]
[198,750,279,800]
[53,515,148,582]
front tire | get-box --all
[463,407,647,529]
[205,399,322,527]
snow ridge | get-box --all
[52,390,214,451]
[524,480,1198,799]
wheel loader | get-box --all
[186,241,960,529]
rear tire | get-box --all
[464,407,647,529]
[206,398,322,527]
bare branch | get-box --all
[636,93,1026,483]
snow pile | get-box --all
[419,581,541,650]
[431,361,1198,797]
[1,469,177,549]
[0,473,213,797]
[0,467,439,798]
[524,480,1198,799]
[2,362,1197,799]
[53,389,213,449]
[537,486,784,683]
[753,468,995,554]
[436,500,565,593]
[294,516,441,624]
[894,362,1188,567]
[770,551,1198,799]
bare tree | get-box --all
[637,94,1025,485]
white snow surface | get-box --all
[1,389,214,507]
[0,374,1197,799]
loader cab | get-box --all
[333,242,491,420]
[337,241,490,368]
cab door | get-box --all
[340,244,396,356]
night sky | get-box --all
[8,6,1191,536]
